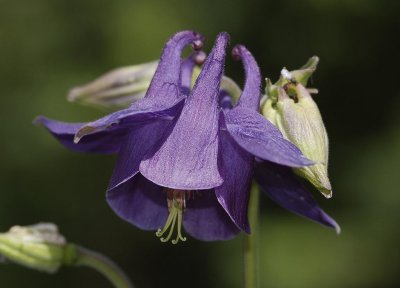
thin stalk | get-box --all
[243,183,260,288]
[75,246,134,288]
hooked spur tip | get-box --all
[194,51,207,65]
[171,31,204,50]
[192,38,204,51]
[231,45,244,61]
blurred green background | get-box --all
[1,0,399,287]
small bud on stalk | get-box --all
[0,223,77,273]
[68,59,242,110]
[0,223,134,287]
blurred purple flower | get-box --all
[36,30,335,243]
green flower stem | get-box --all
[243,184,260,288]
[75,246,134,288]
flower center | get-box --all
[156,189,191,244]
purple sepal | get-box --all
[107,174,168,230]
[255,161,340,233]
[224,107,314,167]
[215,127,252,233]
[183,190,241,241]
[34,116,124,154]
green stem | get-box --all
[243,183,260,288]
[75,246,134,288]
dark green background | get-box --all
[1,0,399,287]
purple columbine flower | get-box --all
[36,31,320,243]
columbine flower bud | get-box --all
[69,59,242,110]
[68,61,159,108]
[0,223,77,273]
[261,57,332,198]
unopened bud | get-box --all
[68,61,158,108]
[0,223,77,273]
[262,57,332,198]
[69,56,243,111]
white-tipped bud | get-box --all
[0,223,77,273]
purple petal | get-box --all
[140,32,230,189]
[232,44,261,110]
[76,31,203,141]
[108,119,173,191]
[224,107,314,167]
[183,190,241,241]
[255,161,340,233]
[74,98,184,142]
[35,116,124,154]
[106,174,168,230]
[215,117,253,233]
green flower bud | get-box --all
[68,60,241,110]
[68,61,158,108]
[0,223,78,273]
[262,57,332,198]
